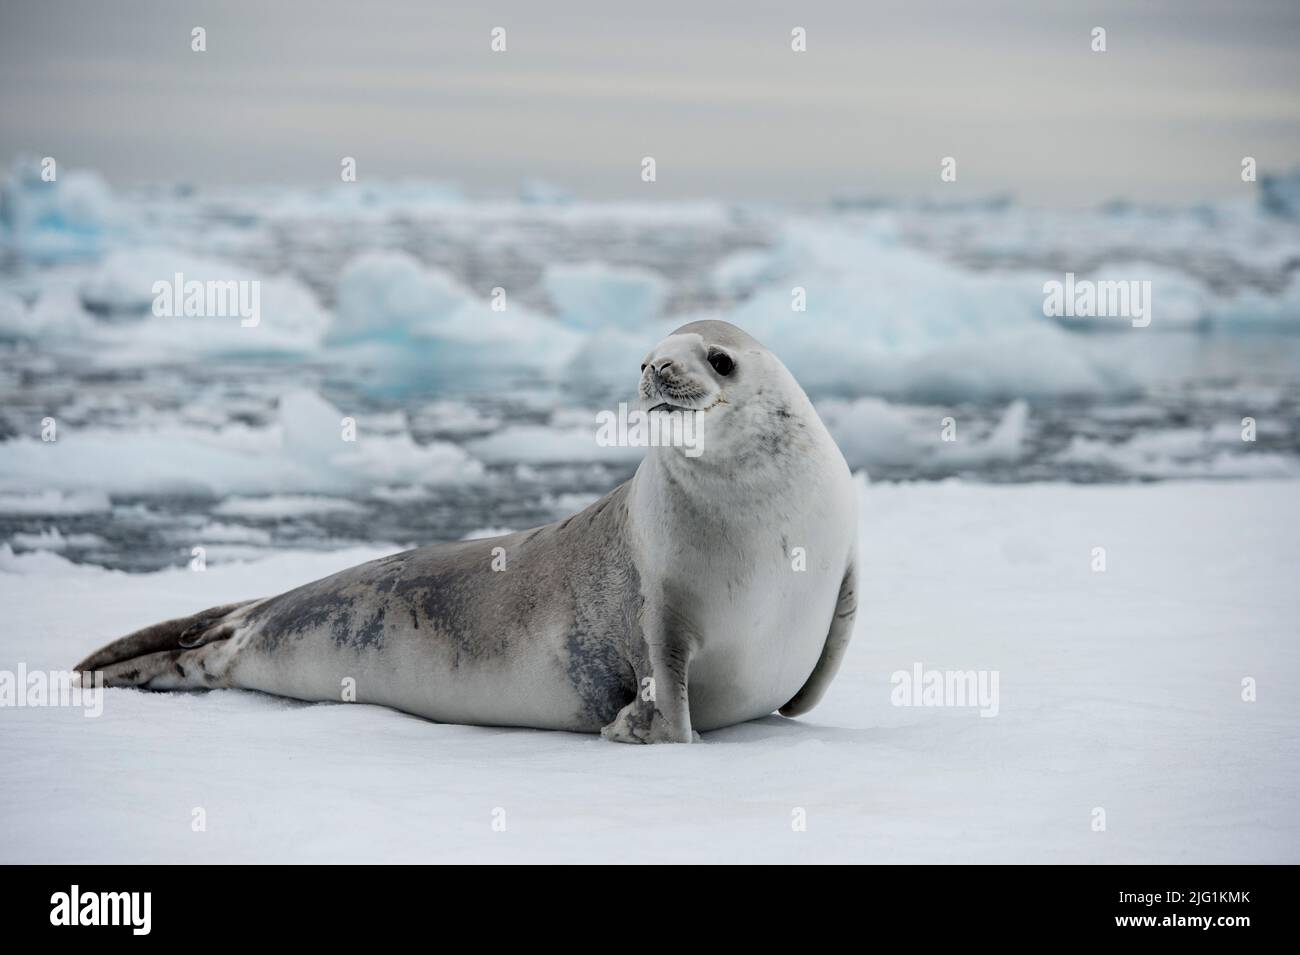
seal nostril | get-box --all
[655,359,674,377]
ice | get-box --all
[368,486,434,504]
[0,489,112,515]
[0,389,482,496]
[0,158,124,264]
[461,526,517,540]
[710,248,782,297]
[0,541,107,576]
[188,523,273,545]
[6,164,1297,404]
[704,213,1300,400]
[329,250,583,384]
[1045,262,1210,331]
[211,496,365,518]
[409,400,502,438]
[721,219,1121,400]
[517,179,572,206]
[261,180,463,220]
[818,398,1028,472]
[1055,431,1300,479]
[939,399,1028,466]
[4,247,330,359]
[543,492,602,514]
[543,261,668,330]
[7,527,107,551]
[1209,274,1300,330]
[559,325,668,391]
[1260,169,1300,219]
[331,250,465,343]
[466,422,645,465]
[1,480,1295,863]
[1042,261,1300,333]
[0,289,38,339]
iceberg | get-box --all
[722,219,1118,400]
[329,250,583,388]
[0,388,482,496]
[543,261,668,330]
[818,398,1029,472]
[1,247,330,359]
[0,157,125,264]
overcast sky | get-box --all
[2,0,1298,205]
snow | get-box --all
[1,479,1296,863]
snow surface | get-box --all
[2,479,1296,863]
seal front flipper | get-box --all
[779,560,857,718]
[600,606,695,744]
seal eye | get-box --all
[708,351,734,376]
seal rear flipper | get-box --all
[88,645,233,690]
[779,560,857,718]
[74,600,256,676]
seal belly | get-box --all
[686,573,842,731]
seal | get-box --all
[75,320,858,742]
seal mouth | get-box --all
[645,396,725,415]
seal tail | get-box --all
[74,600,256,689]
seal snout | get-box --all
[640,361,710,411]
[651,358,677,380]
[639,333,722,412]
